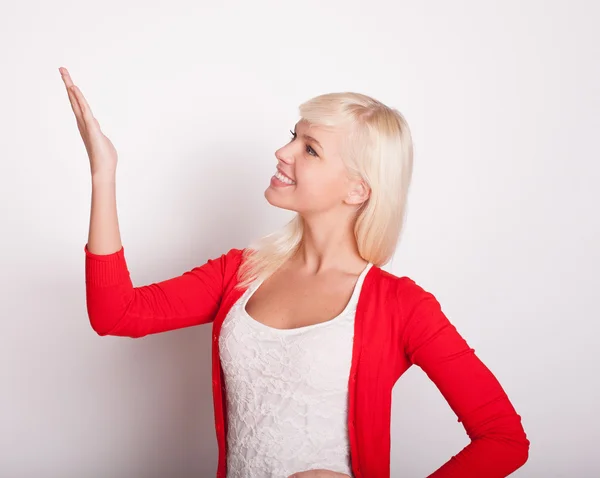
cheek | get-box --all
[297,167,347,200]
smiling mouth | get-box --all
[273,169,296,185]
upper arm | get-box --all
[85,244,243,337]
[400,281,529,449]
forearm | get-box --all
[427,431,529,477]
[402,285,530,478]
[88,173,122,255]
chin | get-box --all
[264,187,299,212]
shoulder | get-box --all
[369,267,442,322]
[221,247,247,271]
[371,270,452,354]
[222,247,245,262]
[372,267,433,301]
[203,247,244,265]
[199,247,246,282]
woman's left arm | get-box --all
[400,283,530,477]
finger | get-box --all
[60,67,83,122]
[58,68,94,121]
[65,84,83,121]
[70,85,95,124]
[59,67,74,89]
[59,68,98,125]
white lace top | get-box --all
[218,262,373,478]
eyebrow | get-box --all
[301,133,324,153]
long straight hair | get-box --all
[235,92,414,290]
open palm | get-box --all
[59,66,118,177]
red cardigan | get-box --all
[84,244,530,477]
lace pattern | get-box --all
[218,263,373,478]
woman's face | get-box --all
[265,119,363,215]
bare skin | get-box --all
[246,254,368,330]
[287,470,350,478]
[264,120,371,478]
[250,120,371,329]
[59,66,122,255]
[60,67,365,478]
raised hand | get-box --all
[59,67,118,178]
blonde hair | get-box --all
[235,92,414,290]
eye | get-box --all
[289,129,318,157]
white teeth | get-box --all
[275,170,295,184]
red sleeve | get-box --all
[84,244,243,338]
[400,280,530,477]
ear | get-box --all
[344,178,370,207]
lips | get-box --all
[276,166,295,182]
[273,171,296,186]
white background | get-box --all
[1,0,598,476]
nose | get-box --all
[275,147,293,166]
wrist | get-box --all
[91,172,116,184]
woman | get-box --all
[60,66,530,477]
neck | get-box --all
[293,209,368,275]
